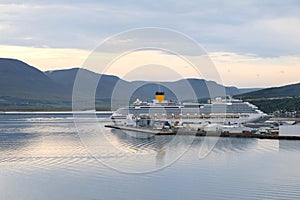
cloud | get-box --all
[211,52,300,87]
[0,0,300,57]
[0,1,300,87]
[209,17,300,56]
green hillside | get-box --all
[234,82,300,99]
[248,98,300,114]
[234,82,300,115]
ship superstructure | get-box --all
[111,92,269,125]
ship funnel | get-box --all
[155,92,164,102]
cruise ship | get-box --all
[111,92,270,126]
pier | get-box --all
[105,124,300,140]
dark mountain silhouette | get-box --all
[234,82,300,99]
[45,68,122,99]
[0,58,66,100]
[0,58,260,110]
[46,69,257,101]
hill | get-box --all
[46,69,255,100]
[0,58,71,110]
[0,58,65,100]
[0,58,259,111]
[234,82,300,114]
[234,82,300,100]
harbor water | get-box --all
[0,114,300,200]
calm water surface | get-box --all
[0,114,300,200]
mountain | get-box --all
[238,88,262,94]
[45,68,123,99]
[0,58,73,110]
[46,69,253,100]
[0,58,65,100]
[233,83,300,114]
[234,82,300,100]
[0,58,259,110]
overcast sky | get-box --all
[1,0,300,87]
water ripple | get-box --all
[1,114,300,199]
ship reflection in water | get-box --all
[0,114,300,200]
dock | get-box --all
[105,124,300,140]
[104,125,173,135]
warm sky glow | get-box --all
[1,45,299,88]
[0,45,89,71]
[0,1,300,88]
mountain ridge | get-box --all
[0,58,262,110]
[234,82,300,99]
[233,82,300,114]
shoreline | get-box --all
[0,111,113,115]
[0,111,299,119]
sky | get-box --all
[0,0,300,88]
